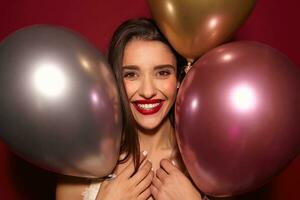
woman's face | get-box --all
[122,39,178,130]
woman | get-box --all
[56,18,202,200]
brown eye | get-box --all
[157,70,171,77]
[123,71,138,79]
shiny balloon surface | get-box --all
[0,25,122,178]
[176,41,300,196]
[148,0,256,61]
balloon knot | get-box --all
[184,62,193,74]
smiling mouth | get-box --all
[132,99,164,115]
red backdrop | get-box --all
[0,0,299,199]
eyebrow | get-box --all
[122,65,139,70]
[122,64,176,71]
[154,64,176,71]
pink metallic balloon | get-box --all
[176,41,300,197]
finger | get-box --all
[119,150,148,178]
[138,187,151,200]
[152,176,162,189]
[138,151,149,169]
[118,158,134,179]
[131,160,152,184]
[156,167,168,181]
[150,185,158,199]
[135,170,154,194]
[160,159,178,174]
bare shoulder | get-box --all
[56,175,91,200]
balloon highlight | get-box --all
[0,25,122,178]
[176,41,300,196]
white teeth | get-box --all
[137,103,160,110]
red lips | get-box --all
[133,99,164,115]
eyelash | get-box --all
[157,70,171,77]
[123,72,137,79]
[123,70,172,79]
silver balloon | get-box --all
[0,25,122,178]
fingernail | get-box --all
[142,150,148,156]
[107,173,117,180]
[151,168,154,171]
[171,160,176,166]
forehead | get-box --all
[122,39,176,68]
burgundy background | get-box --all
[0,0,299,199]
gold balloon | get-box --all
[148,0,256,62]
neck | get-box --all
[138,117,175,153]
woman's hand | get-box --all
[97,152,154,200]
[151,159,201,200]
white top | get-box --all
[81,180,102,200]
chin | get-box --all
[137,119,161,131]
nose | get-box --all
[138,75,157,99]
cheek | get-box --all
[123,80,138,99]
[160,78,178,99]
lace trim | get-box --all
[202,195,211,200]
[81,174,117,200]
[81,180,101,200]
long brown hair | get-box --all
[107,18,185,172]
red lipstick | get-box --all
[133,99,164,115]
